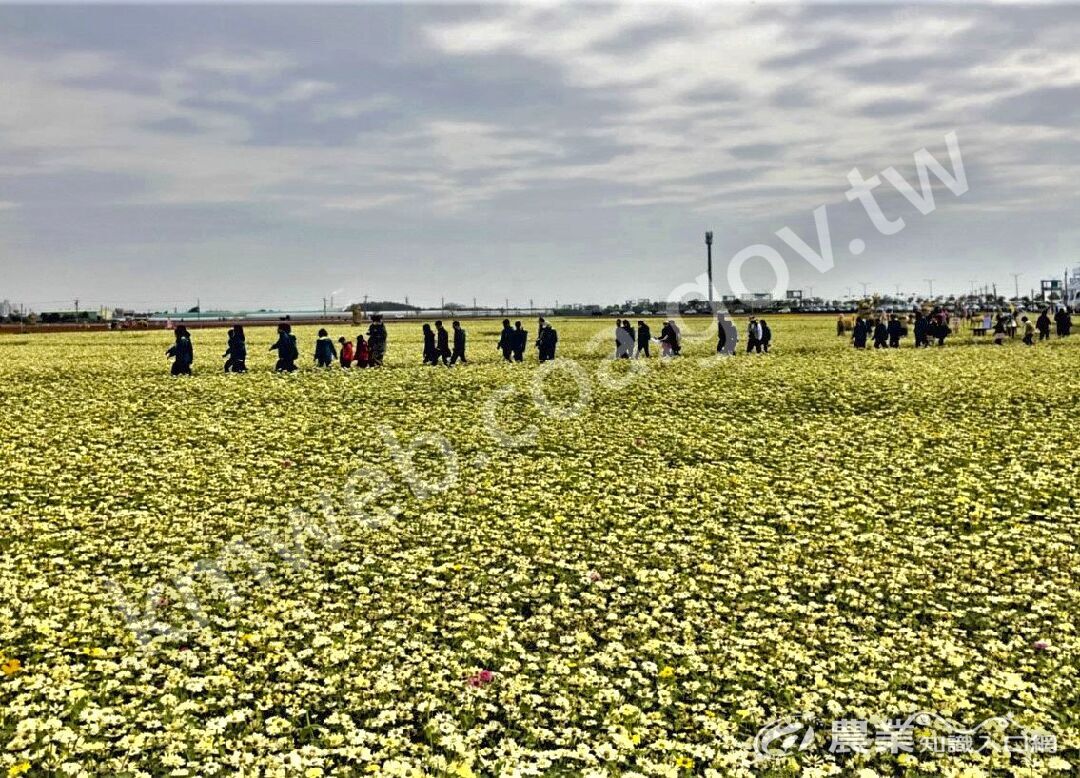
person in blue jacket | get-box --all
[166,326,194,375]
[314,328,337,367]
[223,326,247,372]
[270,323,299,372]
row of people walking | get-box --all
[422,320,469,366]
[215,315,390,373]
[167,315,772,374]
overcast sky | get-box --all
[2,3,1079,311]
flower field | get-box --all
[0,316,1077,777]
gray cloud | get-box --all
[1,3,1078,308]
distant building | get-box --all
[1067,265,1080,310]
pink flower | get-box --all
[589,570,601,582]
[1033,640,1050,651]
[467,669,495,687]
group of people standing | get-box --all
[990,307,1072,346]
[847,310,951,348]
[493,317,562,362]
[844,306,1074,350]
[849,313,919,349]
[611,319,689,357]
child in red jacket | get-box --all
[354,334,370,368]
[338,338,354,368]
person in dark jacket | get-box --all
[435,320,451,366]
[759,319,772,353]
[913,313,928,348]
[872,317,888,349]
[934,314,950,346]
[1055,307,1071,337]
[497,319,514,362]
[167,326,194,375]
[314,329,337,367]
[537,323,558,361]
[658,321,678,356]
[746,317,763,353]
[636,320,651,358]
[887,315,902,348]
[450,320,467,365]
[1036,309,1052,341]
[223,326,247,372]
[367,315,387,366]
[513,321,527,362]
[992,315,1008,345]
[852,316,868,349]
[422,323,438,365]
[270,323,299,372]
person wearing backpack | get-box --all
[166,326,194,376]
[270,323,299,372]
[354,334,370,368]
[222,326,247,372]
[367,315,388,366]
[338,337,354,369]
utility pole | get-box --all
[859,281,869,298]
[504,297,509,312]
[924,278,935,298]
[74,298,79,316]
[893,284,901,297]
[705,231,714,314]
[322,297,327,316]
[1011,272,1022,300]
